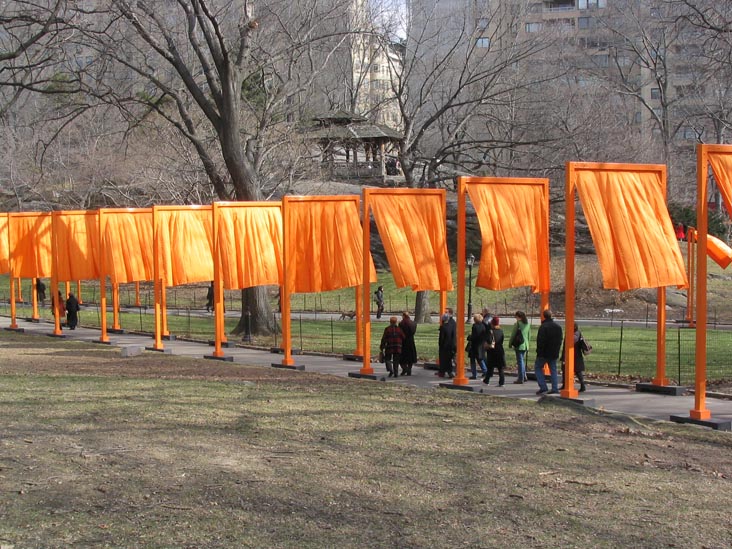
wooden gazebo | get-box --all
[304,110,402,179]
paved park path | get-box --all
[3,314,732,430]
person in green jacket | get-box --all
[509,310,531,383]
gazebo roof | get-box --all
[304,110,402,142]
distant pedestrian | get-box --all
[534,309,563,395]
[484,316,506,386]
[36,279,46,306]
[380,316,405,378]
[374,285,385,319]
[481,308,493,329]
[561,322,588,393]
[206,281,214,312]
[65,293,80,330]
[467,313,488,380]
[398,312,417,376]
[437,313,456,378]
[509,311,530,384]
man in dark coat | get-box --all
[437,312,456,378]
[380,316,405,378]
[65,293,81,330]
[398,312,417,376]
[534,309,563,395]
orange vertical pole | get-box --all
[562,164,578,399]
[280,197,294,366]
[688,229,695,328]
[65,281,70,298]
[152,206,164,350]
[453,178,468,386]
[212,203,225,358]
[161,281,169,337]
[653,287,669,385]
[439,290,447,321]
[16,277,23,302]
[112,282,121,330]
[31,277,39,320]
[51,213,62,336]
[9,275,17,329]
[76,280,83,304]
[134,281,141,307]
[360,190,374,374]
[692,145,711,419]
[353,286,363,356]
[98,210,109,343]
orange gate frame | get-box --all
[692,144,732,421]
[455,177,551,387]
[98,208,154,344]
[565,162,681,400]
[360,188,451,375]
[210,201,283,360]
[281,195,368,367]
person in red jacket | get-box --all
[380,316,405,378]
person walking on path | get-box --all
[509,311,530,383]
[65,293,80,330]
[437,313,456,378]
[467,313,489,380]
[534,309,563,395]
[374,285,385,319]
[36,279,46,306]
[561,322,588,393]
[380,316,405,378]
[205,281,214,312]
[483,316,506,386]
[398,312,417,376]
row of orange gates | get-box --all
[1,146,732,429]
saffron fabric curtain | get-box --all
[708,152,732,218]
[285,197,375,293]
[369,192,453,291]
[0,213,8,274]
[54,211,100,281]
[216,203,283,290]
[155,206,214,286]
[101,209,154,284]
[466,182,550,292]
[8,212,52,278]
[574,170,687,290]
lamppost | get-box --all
[466,253,475,323]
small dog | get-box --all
[339,311,357,320]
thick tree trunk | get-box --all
[413,290,432,324]
[231,286,278,336]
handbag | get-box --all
[579,336,592,355]
[510,326,524,348]
[378,350,385,363]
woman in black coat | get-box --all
[467,313,488,380]
[483,316,506,386]
[398,312,417,376]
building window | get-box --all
[578,17,590,29]
[650,7,660,17]
[371,64,380,74]
[593,54,609,67]
[682,127,697,140]
[476,37,490,48]
[579,0,587,8]
[634,112,642,124]
[525,22,541,33]
[477,17,489,30]
[651,88,661,100]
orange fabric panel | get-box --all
[102,210,154,283]
[708,152,732,218]
[54,211,100,281]
[286,198,376,292]
[575,170,687,290]
[0,214,8,274]
[370,192,453,291]
[466,183,550,292]
[692,232,732,269]
[8,213,52,278]
[156,207,214,286]
[217,204,283,289]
